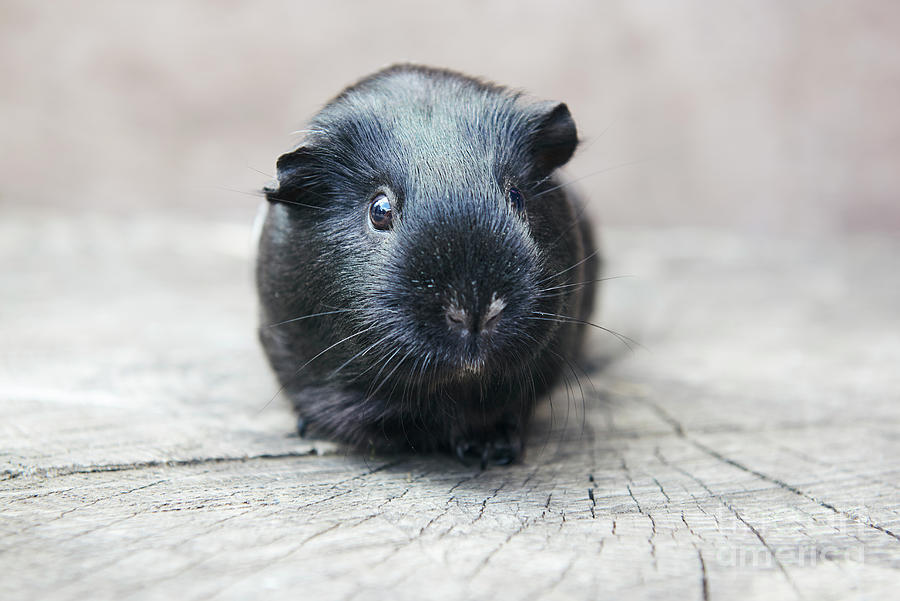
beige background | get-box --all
[2,0,898,233]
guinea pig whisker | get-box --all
[346,343,401,384]
[538,275,632,294]
[528,314,635,352]
[422,352,435,405]
[527,172,556,191]
[527,312,643,352]
[256,323,376,414]
[223,183,328,212]
[536,290,590,301]
[328,332,395,379]
[531,158,653,200]
[563,347,598,398]
[218,186,265,198]
[517,331,558,455]
[397,356,424,448]
[538,366,557,455]
[366,348,414,402]
[266,308,363,328]
[387,353,417,402]
[264,195,329,210]
[550,351,574,438]
[544,346,595,437]
[247,166,275,179]
[536,277,630,301]
[537,249,602,285]
[551,348,584,424]
[411,351,432,426]
[294,325,379,375]
[361,345,404,393]
[573,119,616,154]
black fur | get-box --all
[256,65,599,465]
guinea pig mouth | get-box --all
[460,357,486,376]
[445,332,510,380]
[418,334,495,383]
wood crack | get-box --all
[655,448,802,598]
[1,450,325,481]
[698,548,710,601]
[641,397,900,545]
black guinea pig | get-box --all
[256,64,599,466]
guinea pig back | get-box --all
[256,64,599,466]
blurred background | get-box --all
[3,0,898,233]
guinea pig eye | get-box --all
[507,186,525,213]
[369,193,393,230]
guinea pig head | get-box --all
[267,73,579,386]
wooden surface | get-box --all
[2,209,899,600]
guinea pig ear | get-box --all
[529,102,578,175]
[265,146,318,205]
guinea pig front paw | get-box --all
[453,432,523,469]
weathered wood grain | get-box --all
[1,209,898,600]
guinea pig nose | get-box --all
[446,305,473,336]
[480,295,506,333]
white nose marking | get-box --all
[481,294,506,332]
